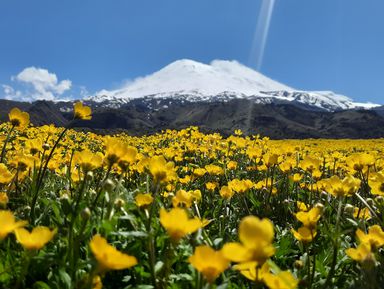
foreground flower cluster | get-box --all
[0,105,383,288]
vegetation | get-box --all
[0,104,383,289]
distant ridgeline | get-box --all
[1,99,384,139]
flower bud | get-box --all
[366,198,374,206]
[320,190,328,199]
[81,207,91,220]
[86,171,94,181]
[114,198,125,208]
[42,143,50,151]
[375,195,384,203]
[344,204,354,215]
[294,260,304,269]
[103,179,115,193]
[314,202,324,213]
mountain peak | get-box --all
[89,59,380,111]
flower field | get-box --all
[0,104,384,289]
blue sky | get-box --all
[0,0,383,103]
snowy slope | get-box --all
[89,59,380,111]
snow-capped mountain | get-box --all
[89,59,379,111]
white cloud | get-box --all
[11,67,72,101]
[1,66,93,102]
[79,86,90,98]
[2,84,22,100]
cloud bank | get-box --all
[2,67,74,102]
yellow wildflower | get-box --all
[356,225,384,249]
[322,175,361,197]
[0,192,8,206]
[189,245,229,283]
[172,190,193,208]
[295,207,322,230]
[73,150,103,172]
[92,275,102,289]
[8,107,30,128]
[233,262,270,282]
[353,207,371,220]
[220,186,234,200]
[14,226,56,250]
[263,271,298,289]
[205,164,224,176]
[90,234,137,271]
[135,193,154,207]
[0,164,13,184]
[148,155,177,184]
[222,216,275,266]
[159,208,202,241]
[74,102,92,120]
[345,243,375,265]
[0,210,27,240]
[291,226,317,243]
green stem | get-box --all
[30,125,70,223]
[0,125,15,163]
[14,250,33,289]
[321,197,343,289]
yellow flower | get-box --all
[190,189,202,202]
[90,234,138,271]
[159,208,202,241]
[322,175,361,197]
[222,216,275,266]
[353,207,371,220]
[263,153,280,168]
[345,243,375,265]
[135,193,154,207]
[14,226,56,250]
[233,262,270,282]
[9,153,39,172]
[205,164,224,176]
[0,164,13,184]
[296,201,309,212]
[73,150,103,172]
[228,179,253,194]
[74,102,92,120]
[148,155,177,184]
[290,174,303,183]
[295,207,321,230]
[0,210,27,240]
[291,226,317,243]
[356,225,384,250]
[300,156,320,173]
[368,173,384,196]
[226,160,238,170]
[347,153,375,171]
[92,275,103,289]
[172,190,193,208]
[8,107,30,128]
[220,186,234,200]
[118,146,138,170]
[189,245,229,283]
[104,138,130,166]
[0,192,9,206]
[263,271,298,289]
[206,182,218,191]
[193,168,206,177]
[25,138,43,155]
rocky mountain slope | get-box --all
[1,99,384,139]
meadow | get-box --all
[0,104,383,289]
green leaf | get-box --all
[58,269,71,289]
[33,281,52,289]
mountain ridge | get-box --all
[88,59,380,111]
